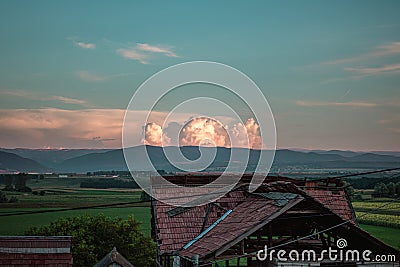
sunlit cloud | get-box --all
[0,108,124,148]
[179,117,230,147]
[144,122,171,146]
[143,117,263,149]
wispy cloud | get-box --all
[67,37,96,49]
[74,41,96,49]
[296,100,378,108]
[136,43,178,57]
[344,64,400,76]
[49,96,87,105]
[323,42,400,65]
[0,90,88,106]
[116,43,179,64]
[116,48,149,64]
[76,70,108,82]
[388,128,400,134]
[76,70,135,82]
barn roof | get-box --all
[179,185,304,259]
[151,174,397,262]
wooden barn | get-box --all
[151,174,399,267]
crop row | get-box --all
[356,212,400,229]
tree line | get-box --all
[373,181,400,197]
[80,178,140,189]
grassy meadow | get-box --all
[0,178,151,235]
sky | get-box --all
[0,1,399,151]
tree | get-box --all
[0,191,8,203]
[25,214,155,266]
[342,181,355,199]
[387,182,396,196]
[374,183,388,196]
[396,182,400,195]
[3,174,14,191]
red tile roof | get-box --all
[0,236,73,267]
[153,188,247,253]
[305,189,355,222]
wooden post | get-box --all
[268,225,272,247]
[192,255,199,267]
[247,255,253,266]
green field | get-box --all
[359,224,400,249]
[0,185,151,236]
[0,206,151,236]
[2,188,142,207]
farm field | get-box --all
[0,187,151,235]
[353,200,400,229]
[353,199,400,248]
[1,188,142,208]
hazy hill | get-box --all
[0,148,112,168]
[0,151,49,173]
[1,146,399,173]
[57,146,400,172]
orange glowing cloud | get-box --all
[179,117,230,147]
[143,117,263,149]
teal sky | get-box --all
[0,1,399,150]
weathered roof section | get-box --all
[305,189,355,222]
[94,247,134,267]
[153,187,247,253]
[0,236,73,266]
[179,192,303,259]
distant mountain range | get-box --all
[0,151,49,173]
[0,148,112,168]
[1,146,400,173]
